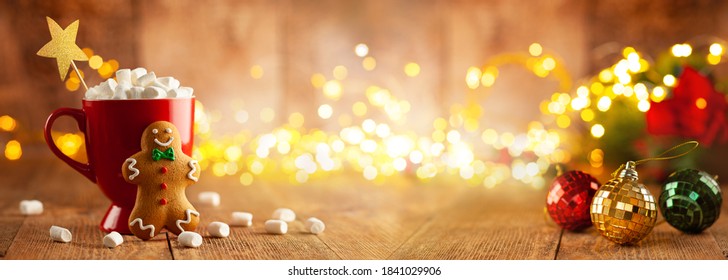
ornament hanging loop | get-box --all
[611,140,699,177]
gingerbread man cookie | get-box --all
[122,121,201,240]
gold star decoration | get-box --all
[37,17,89,81]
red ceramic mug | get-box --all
[44,98,195,234]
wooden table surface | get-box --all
[1,159,727,260]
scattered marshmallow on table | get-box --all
[19,200,43,215]
[305,217,326,234]
[178,231,203,248]
[265,220,288,235]
[103,231,124,248]
[272,208,296,222]
[198,191,221,206]
[207,221,230,238]
[231,212,253,227]
[50,225,72,243]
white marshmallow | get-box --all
[103,231,124,248]
[136,72,157,87]
[305,217,326,234]
[19,200,43,215]
[115,69,132,86]
[265,220,288,235]
[130,67,148,85]
[178,231,203,248]
[84,87,98,100]
[129,86,144,99]
[207,222,230,238]
[50,225,72,243]
[155,77,180,90]
[168,87,193,98]
[272,208,296,222]
[198,191,220,206]
[112,84,130,99]
[231,212,253,227]
[141,86,167,99]
[96,78,117,99]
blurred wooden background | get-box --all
[2,0,728,167]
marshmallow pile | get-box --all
[85,68,194,100]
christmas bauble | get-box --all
[658,169,722,233]
[591,161,657,245]
[546,170,600,230]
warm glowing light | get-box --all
[0,115,16,131]
[404,62,421,77]
[224,146,243,161]
[481,129,498,145]
[323,80,343,100]
[597,96,611,112]
[288,112,304,128]
[363,166,378,180]
[355,43,369,57]
[333,65,348,80]
[708,54,722,65]
[622,47,636,58]
[362,56,377,71]
[696,97,707,109]
[710,43,724,56]
[466,67,482,89]
[542,57,556,71]
[235,110,249,124]
[556,115,570,128]
[55,133,83,156]
[250,65,264,79]
[89,55,103,69]
[671,44,692,57]
[651,86,666,102]
[529,43,543,56]
[239,172,253,186]
[598,69,613,83]
[446,130,461,144]
[5,140,21,160]
[663,74,676,87]
[260,107,275,123]
[581,109,595,122]
[352,102,367,117]
[362,119,376,133]
[409,150,423,164]
[318,104,333,119]
[637,100,650,112]
[311,73,326,88]
[591,124,605,138]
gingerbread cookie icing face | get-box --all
[142,122,182,151]
[122,121,201,241]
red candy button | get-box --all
[160,198,168,205]
[160,167,168,174]
[160,183,168,190]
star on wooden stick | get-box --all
[37,17,89,82]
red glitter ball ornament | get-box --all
[546,170,600,230]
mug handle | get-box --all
[44,108,96,183]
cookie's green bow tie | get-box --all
[152,148,175,161]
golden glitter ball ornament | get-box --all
[590,161,658,245]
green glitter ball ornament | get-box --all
[658,169,722,233]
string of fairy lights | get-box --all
[2,41,726,188]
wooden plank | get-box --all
[556,185,725,260]
[389,184,561,260]
[169,176,340,259]
[2,161,172,259]
[0,160,55,258]
[4,208,172,260]
[272,176,464,260]
[0,217,24,257]
[708,186,728,258]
